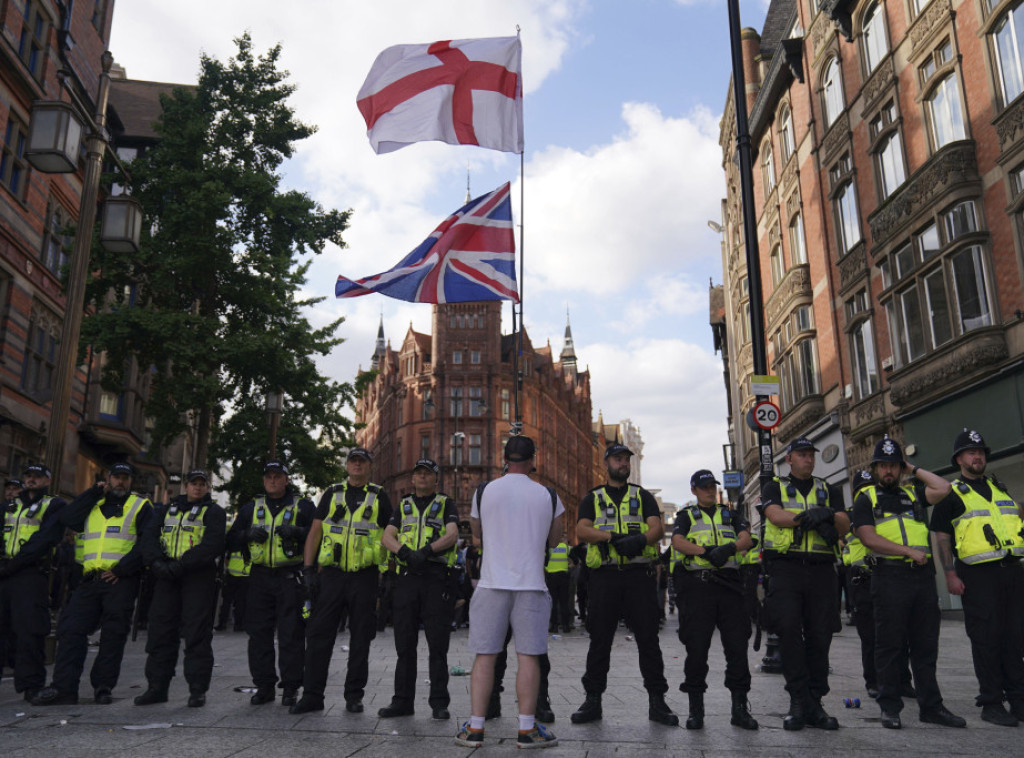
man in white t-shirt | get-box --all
[455,436,562,749]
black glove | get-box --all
[277,525,304,541]
[165,560,184,580]
[417,545,434,563]
[301,565,319,602]
[815,522,840,547]
[611,532,648,558]
[150,560,171,580]
[799,507,834,529]
[598,541,611,562]
[398,544,426,568]
[247,526,270,543]
[706,543,737,568]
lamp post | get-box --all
[266,390,284,459]
[26,52,142,493]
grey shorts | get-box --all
[468,588,551,656]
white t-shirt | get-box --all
[471,473,564,591]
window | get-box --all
[91,0,109,32]
[779,106,795,163]
[917,223,941,261]
[823,57,844,126]
[835,182,861,253]
[779,338,820,411]
[99,391,123,418]
[944,201,977,240]
[1,116,29,200]
[740,302,751,344]
[452,350,462,364]
[950,246,993,331]
[850,318,880,398]
[469,386,483,416]
[770,246,785,286]
[470,350,481,364]
[449,386,463,417]
[993,4,1024,105]
[871,102,906,198]
[500,388,510,419]
[913,0,934,13]
[395,439,402,471]
[923,268,953,348]
[18,2,48,80]
[41,204,70,278]
[794,305,813,332]
[762,141,776,195]
[21,312,57,399]
[422,390,434,420]
[450,434,464,466]
[927,73,966,149]
[789,213,807,265]
[469,434,482,465]
[890,286,927,365]
[862,1,887,73]
[420,435,431,462]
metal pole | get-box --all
[727,0,773,502]
[45,51,114,494]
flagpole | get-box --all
[513,150,525,434]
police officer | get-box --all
[0,465,65,701]
[844,470,880,698]
[3,478,22,503]
[738,530,760,630]
[225,460,314,706]
[545,537,572,633]
[852,437,965,729]
[760,438,848,731]
[672,469,757,730]
[33,462,153,706]
[135,469,226,707]
[570,443,679,726]
[216,545,250,631]
[378,457,457,719]
[931,429,1024,726]
[289,447,392,714]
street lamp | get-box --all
[266,390,284,459]
[29,52,142,493]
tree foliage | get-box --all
[83,34,354,503]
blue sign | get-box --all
[722,471,744,489]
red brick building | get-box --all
[717,0,1024,508]
[355,303,602,541]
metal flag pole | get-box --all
[511,25,525,435]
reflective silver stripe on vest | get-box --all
[80,496,145,561]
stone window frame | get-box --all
[866,99,907,200]
[828,153,863,255]
[0,113,31,202]
[844,288,882,399]
[822,55,846,127]
[859,0,890,76]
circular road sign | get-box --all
[753,401,781,431]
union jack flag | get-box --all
[335,182,519,303]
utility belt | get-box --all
[594,563,653,574]
[872,557,932,572]
[82,569,108,582]
[249,563,300,578]
[850,567,872,584]
[398,562,448,579]
[766,553,834,566]
[959,556,1022,570]
[680,568,741,583]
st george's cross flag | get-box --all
[335,183,519,304]
[357,36,523,154]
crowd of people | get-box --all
[1,425,1023,749]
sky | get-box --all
[109,0,771,507]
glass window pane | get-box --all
[994,11,1024,104]
[918,223,941,260]
[930,75,966,148]
[895,245,914,278]
[899,286,927,361]
[951,246,993,331]
[924,269,953,348]
[863,2,887,73]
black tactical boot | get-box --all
[805,699,839,730]
[685,691,704,730]
[648,693,679,726]
[730,691,758,730]
[783,695,805,731]
[133,686,168,706]
[570,694,602,723]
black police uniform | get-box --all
[139,493,226,702]
[297,483,392,710]
[760,475,844,721]
[0,489,66,698]
[576,484,671,704]
[225,491,314,701]
[673,505,752,703]
[852,485,946,719]
[385,492,457,714]
[931,477,1024,713]
[40,486,153,702]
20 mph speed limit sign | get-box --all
[753,401,781,431]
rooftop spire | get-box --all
[560,307,578,379]
[371,312,386,370]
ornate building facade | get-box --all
[355,303,603,541]
[717,0,1024,516]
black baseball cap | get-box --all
[347,447,373,463]
[690,469,720,489]
[186,469,209,483]
[24,464,51,478]
[504,435,536,462]
[109,462,133,476]
[263,460,289,475]
[4,478,23,488]
[604,443,634,460]
[786,438,818,454]
[413,458,439,475]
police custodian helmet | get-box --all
[871,435,903,465]
[950,428,990,467]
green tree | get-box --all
[83,34,353,502]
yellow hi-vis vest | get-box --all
[740,534,762,566]
[763,476,835,557]
[950,478,1024,565]
[397,494,455,567]
[681,504,739,570]
[80,494,148,573]
[3,495,55,557]
[585,485,658,568]
[225,549,250,577]
[842,531,869,568]
[249,496,302,568]
[159,502,208,559]
[669,546,685,573]
[546,542,569,573]
[865,485,930,563]
[318,482,383,571]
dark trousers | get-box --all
[493,625,551,703]
[871,563,943,714]
[377,572,397,631]
[145,569,217,693]
[391,568,452,708]
[52,574,140,696]
[582,566,667,696]
[739,564,760,627]
[545,572,572,630]
[958,560,1024,706]
[0,568,50,692]
[764,558,837,701]
[850,570,877,689]
[245,565,305,691]
[218,575,248,630]
[302,566,377,702]
[675,570,751,694]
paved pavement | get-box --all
[1,610,1020,756]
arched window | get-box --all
[992,2,1024,105]
[779,106,795,163]
[823,58,844,126]
[927,73,966,148]
[762,140,776,195]
[861,1,887,73]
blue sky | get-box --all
[110,0,770,505]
